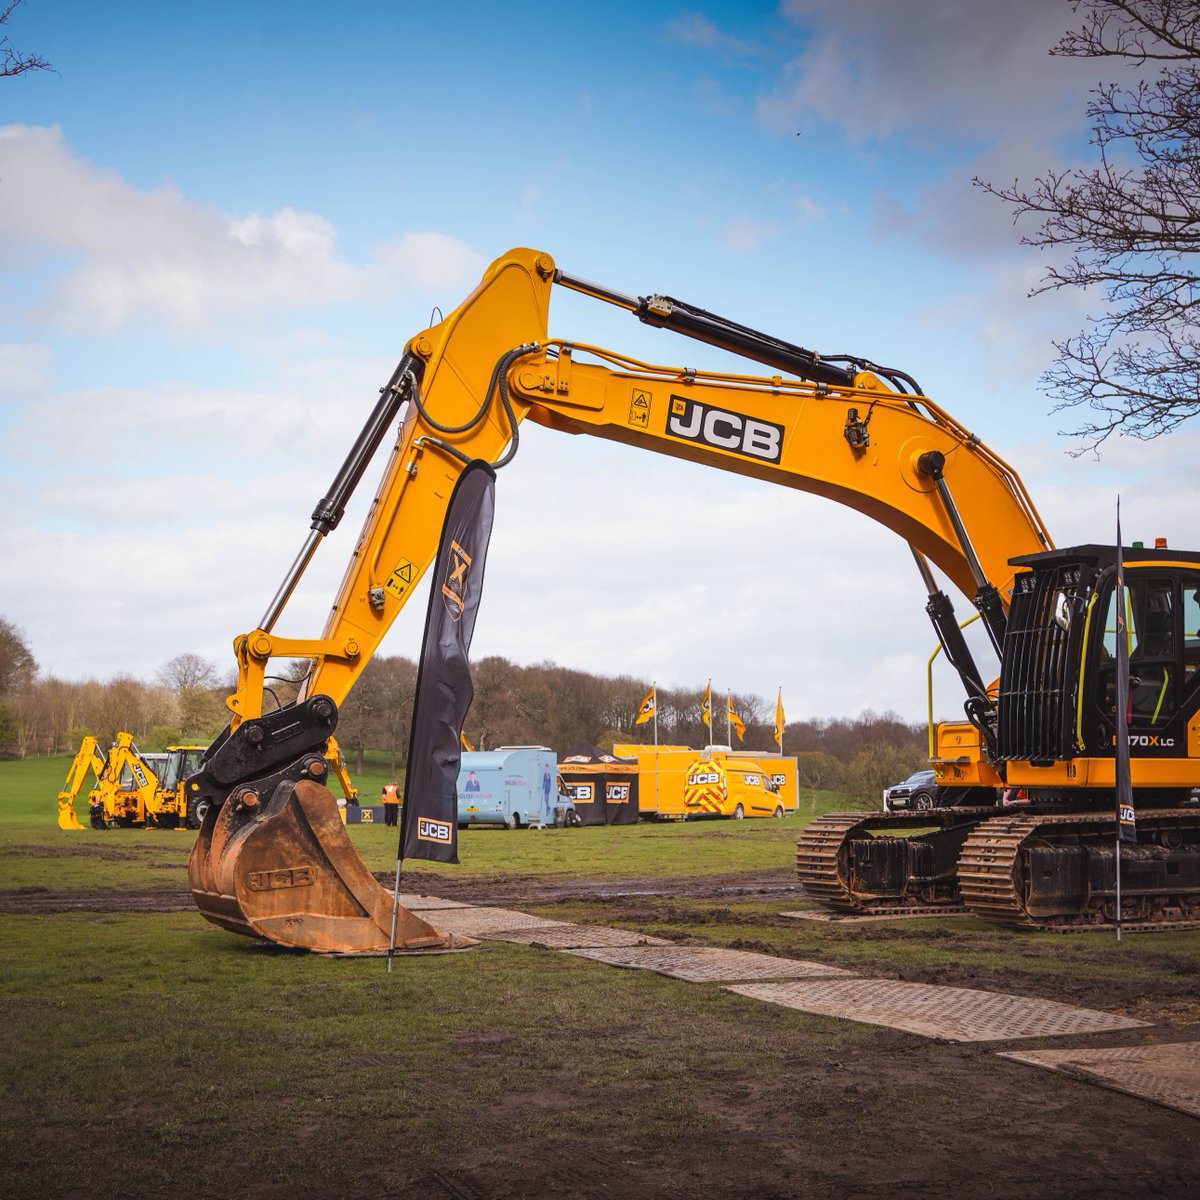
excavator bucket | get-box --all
[188,777,475,955]
[56,794,84,830]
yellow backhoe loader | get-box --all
[55,732,161,829]
[185,247,1200,954]
[61,733,357,831]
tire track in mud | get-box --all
[0,870,799,915]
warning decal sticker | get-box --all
[384,558,415,602]
[628,388,651,429]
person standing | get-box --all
[381,781,399,827]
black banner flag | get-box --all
[1114,501,1137,844]
[398,461,496,865]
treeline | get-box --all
[0,616,930,802]
[0,619,230,757]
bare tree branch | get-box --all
[1,0,50,78]
[976,0,1200,451]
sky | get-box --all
[3,0,1197,726]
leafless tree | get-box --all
[977,1,1200,449]
[794,751,844,814]
[2,1,50,78]
[842,741,925,808]
[157,653,220,693]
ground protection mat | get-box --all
[395,894,471,910]
[999,1042,1200,1117]
[725,978,1149,1042]
[564,944,857,983]
[416,906,565,936]
[485,922,672,948]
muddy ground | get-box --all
[6,871,1199,1198]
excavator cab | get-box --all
[1000,544,1200,797]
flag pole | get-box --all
[387,850,403,973]
[653,680,659,814]
[1115,838,1122,945]
[1112,496,1136,945]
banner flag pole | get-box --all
[1113,496,1137,944]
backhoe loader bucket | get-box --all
[188,777,474,955]
[56,795,84,830]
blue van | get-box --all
[457,746,577,829]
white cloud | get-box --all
[0,125,480,335]
[766,0,1099,146]
[0,342,51,393]
[750,2,1154,283]
[665,13,762,58]
[723,216,781,251]
[370,231,486,293]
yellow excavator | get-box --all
[186,247,1200,952]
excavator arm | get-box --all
[57,735,104,830]
[187,247,1053,953]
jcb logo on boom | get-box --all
[666,396,783,464]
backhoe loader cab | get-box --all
[150,745,209,829]
[121,753,166,791]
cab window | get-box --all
[1184,571,1200,688]
[1098,575,1176,725]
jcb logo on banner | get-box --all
[606,784,630,802]
[417,818,452,844]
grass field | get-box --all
[4,754,1199,1200]
[9,753,844,890]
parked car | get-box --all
[882,769,939,812]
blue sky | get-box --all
[3,0,1196,724]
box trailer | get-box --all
[457,746,577,829]
[559,743,640,825]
